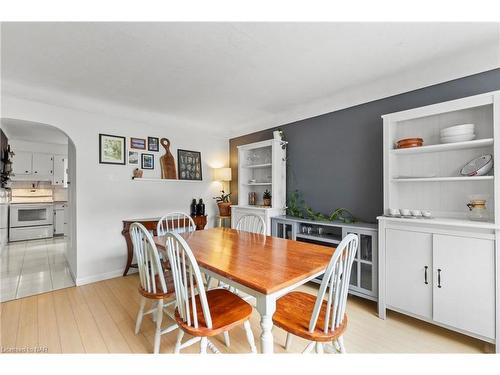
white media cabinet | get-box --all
[271,216,378,301]
[378,90,500,352]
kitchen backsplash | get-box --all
[10,181,68,202]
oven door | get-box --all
[9,204,54,227]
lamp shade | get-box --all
[213,167,232,181]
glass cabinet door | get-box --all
[273,221,295,240]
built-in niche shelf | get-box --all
[241,163,272,169]
[243,182,272,186]
[391,176,494,183]
[131,177,203,183]
[390,138,494,155]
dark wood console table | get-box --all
[122,214,207,276]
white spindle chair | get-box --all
[272,233,359,354]
[157,212,196,235]
[235,214,266,234]
[164,231,257,354]
[131,222,178,354]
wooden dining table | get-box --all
[153,227,334,353]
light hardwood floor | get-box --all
[0,274,490,354]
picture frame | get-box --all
[128,151,139,165]
[177,149,202,181]
[99,134,126,165]
[130,137,146,150]
[148,137,159,152]
[141,153,154,170]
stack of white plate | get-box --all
[440,124,475,143]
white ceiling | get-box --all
[1,118,69,144]
[1,22,499,137]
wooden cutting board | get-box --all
[160,138,177,179]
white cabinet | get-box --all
[32,153,53,178]
[54,203,67,235]
[386,229,432,319]
[433,234,495,339]
[53,155,67,186]
[12,151,33,175]
[231,205,284,235]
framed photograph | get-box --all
[130,137,146,150]
[99,134,126,165]
[148,137,159,152]
[128,151,139,165]
[141,153,154,170]
[177,149,202,180]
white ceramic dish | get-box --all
[460,154,493,176]
[440,133,476,143]
[440,124,475,136]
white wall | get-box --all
[1,92,229,285]
[8,139,67,155]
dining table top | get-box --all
[153,227,334,295]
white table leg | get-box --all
[256,294,276,354]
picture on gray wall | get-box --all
[177,149,202,180]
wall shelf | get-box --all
[131,177,203,183]
[390,138,494,155]
[241,163,272,169]
[244,182,272,186]
[391,176,494,183]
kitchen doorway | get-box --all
[0,119,77,302]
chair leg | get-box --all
[153,301,164,354]
[337,335,346,354]
[200,337,208,354]
[223,331,231,347]
[174,330,184,354]
[302,341,315,354]
[285,332,293,351]
[315,342,323,354]
[243,320,257,353]
[135,296,146,334]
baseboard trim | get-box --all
[76,268,136,286]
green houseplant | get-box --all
[213,190,231,216]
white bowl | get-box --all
[440,133,476,143]
[440,124,475,136]
[460,154,493,176]
[440,128,474,137]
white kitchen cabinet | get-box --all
[54,203,67,235]
[386,229,433,319]
[32,153,53,179]
[433,234,495,339]
[12,151,32,175]
[53,155,67,186]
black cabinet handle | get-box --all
[437,268,442,288]
[424,266,428,284]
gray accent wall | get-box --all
[230,68,500,223]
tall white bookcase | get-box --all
[378,90,500,352]
[231,139,287,235]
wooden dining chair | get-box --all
[272,233,359,354]
[235,214,266,234]
[157,212,196,235]
[130,222,178,354]
[163,231,257,354]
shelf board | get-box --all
[296,233,342,245]
[244,182,272,186]
[241,163,272,169]
[377,215,499,230]
[131,177,203,183]
[390,138,494,155]
[391,176,494,183]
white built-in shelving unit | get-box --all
[378,90,500,352]
[231,139,287,235]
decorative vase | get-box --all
[196,198,205,216]
[217,202,231,216]
[190,198,197,216]
[263,198,271,206]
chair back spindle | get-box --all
[157,212,196,236]
[308,233,358,334]
[235,214,266,234]
[164,231,212,330]
[130,222,168,294]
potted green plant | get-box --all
[263,189,272,206]
[213,190,232,216]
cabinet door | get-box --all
[433,234,495,339]
[53,155,66,185]
[54,209,65,235]
[32,153,53,178]
[12,151,32,175]
[386,229,432,319]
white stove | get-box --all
[9,188,54,242]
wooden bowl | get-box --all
[396,138,423,149]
